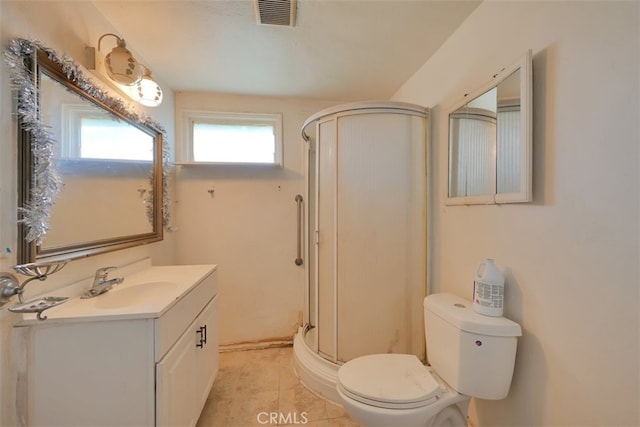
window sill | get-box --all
[174,161,283,168]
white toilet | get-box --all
[337,293,522,427]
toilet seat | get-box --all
[337,354,443,410]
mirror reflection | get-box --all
[448,86,498,198]
[40,72,156,249]
[496,70,522,194]
[448,69,521,199]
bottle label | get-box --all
[474,280,504,308]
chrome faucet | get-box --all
[81,266,124,299]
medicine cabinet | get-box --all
[446,50,532,205]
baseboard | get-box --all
[220,337,293,352]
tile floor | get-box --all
[196,346,359,427]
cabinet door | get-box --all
[29,320,155,427]
[195,296,219,411]
[156,296,219,426]
[156,319,199,427]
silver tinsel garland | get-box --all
[4,38,171,245]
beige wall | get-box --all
[0,2,177,425]
[393,1,639,426]
[173,92,340,346]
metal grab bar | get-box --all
[295,194,304,266]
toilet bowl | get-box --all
[336,293,522,427]
[337,354,468,427]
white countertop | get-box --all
[15,263,217,325]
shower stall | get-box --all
[293,101,429,403]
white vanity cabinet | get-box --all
[14,264,219,427]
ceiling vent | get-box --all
[253,0,296,27]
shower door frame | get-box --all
[302,131,319,353]
[302,116,337,360]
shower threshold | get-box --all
[292,327,341,405]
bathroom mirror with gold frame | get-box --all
[446,50,532,205]
[9,39,169,263]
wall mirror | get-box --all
[8,39,169,263]
[447,49,532,205]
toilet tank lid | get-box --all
[424,293,522,337]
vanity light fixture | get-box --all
[133,65,163,107]
[97,33,143,86]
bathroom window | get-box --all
[178,111,283,166]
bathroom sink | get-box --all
[94,281,177,309]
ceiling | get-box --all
[92,0,480,101]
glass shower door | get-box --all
[312,112,426,364]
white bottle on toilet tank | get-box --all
[473,259,505,317]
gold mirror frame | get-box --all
[7,39,170,263]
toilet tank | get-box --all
[424,293,522,400]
